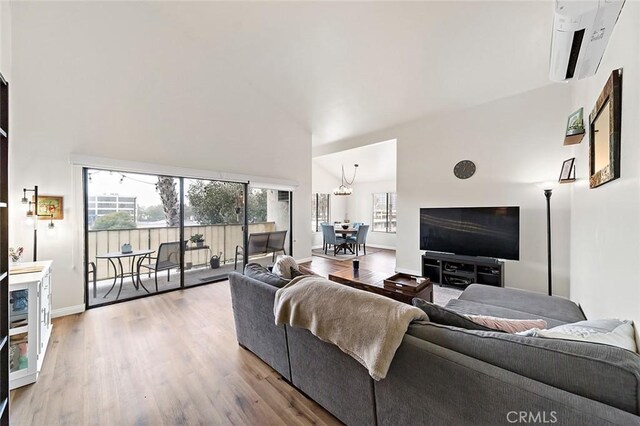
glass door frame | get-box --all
[82,167,251,309]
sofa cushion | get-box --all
[272,255,298,279]
[458,284,586,324]
[526,319,637,352]
[465,314,547,333]
[412,298,500,332]
[446,298,568,328]
[407,321,640,415]
[244,263,290,288]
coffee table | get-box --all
[328,268,433,304]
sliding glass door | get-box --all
[84,168,294,308]
[86,170,183,307]
[182,178,245,287]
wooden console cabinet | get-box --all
[421,252,504,288]
[8,260,53,389]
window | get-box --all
[312,193,330,232]
[372,192,397,233]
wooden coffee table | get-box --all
[328,268,433,304]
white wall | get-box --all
[568,2,640,326]
[319,84,573,297]
[9,2,312,313]
[0,1,11,82]
[345,179,397,249]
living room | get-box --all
[1,1,639,425]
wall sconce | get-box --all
[21,185,54,261]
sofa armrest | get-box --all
[228,272,291,380]
[407,322,640,416]
[457,284,586,324]
[375,334,640,425]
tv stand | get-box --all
[421,252,504,288]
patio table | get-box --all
[96,249,155,300]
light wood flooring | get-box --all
[7,250,408,425]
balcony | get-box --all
[87,222,277,306]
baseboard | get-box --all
[52,304,85,318]
[295,257,313,264]
[366,244,396,251]
[395,266,421,277]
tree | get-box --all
[92,211,136,230]
[187,181,242,224]
[247,189,267,223]
[137,205,166,222]
[156,176,180,226]
[186,182,268,225]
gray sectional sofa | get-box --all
[229,272,640,425]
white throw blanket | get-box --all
[274,275,428,380]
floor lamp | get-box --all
[544,188,552,296]
[21,185,55,262]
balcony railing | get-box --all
[88,222,276,280]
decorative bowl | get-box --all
[341,224,349,230]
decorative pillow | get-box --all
[272,255,298,279]
[464,314,547,333]
[244,263,290,288]
[412,298,502,332]
[525,319,637,352]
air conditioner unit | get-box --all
[549,0,625,82]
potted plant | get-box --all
[189,234,205,248]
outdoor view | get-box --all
[86,169,290,307]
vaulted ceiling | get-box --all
[153,1,555,145]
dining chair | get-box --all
[319,222,329,251]
[347,225,369,256]
[321,224,346,255]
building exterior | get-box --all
[87,194,137,226]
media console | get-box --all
[421,252,504,288]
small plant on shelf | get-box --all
[189,234,205,247]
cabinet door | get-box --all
[8,287,30,374]
[39,271,51,355]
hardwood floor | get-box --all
[300,248,396,277]
[9,250,396,425]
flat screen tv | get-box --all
[420,207,520,260]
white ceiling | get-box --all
[313,139,397,183]
[153,1,554,145]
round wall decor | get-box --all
[453,160,476,179]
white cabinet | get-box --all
[8,260,53,390]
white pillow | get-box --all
[272,255,298,279]
[527,319,637,352]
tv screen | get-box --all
[419,207,520,260]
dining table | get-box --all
[334,227,358,254]
[96,249,155,300]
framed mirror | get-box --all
[589,69,622,188]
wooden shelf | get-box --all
[9,325,28,336]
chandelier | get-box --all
[333,164,359,196]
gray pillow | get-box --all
[412,297,502,332]
[244,263,290,288]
